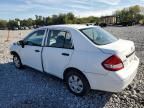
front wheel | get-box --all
[65,70,90,96]
[13,54,23,69]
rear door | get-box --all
[20,29,46,71]
[42,29,74,78]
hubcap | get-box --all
[68,75,83,93]
[14,56,20,67]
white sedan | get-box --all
[10,25,139,96]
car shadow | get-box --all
[0,62,113,108]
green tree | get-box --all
[115,5,142,24]
[27,18,33,26]
[45,17,53,25]
[7,20,18,29]
[65,13,75,24]
[0,20,7,29]
[57,14,66,24]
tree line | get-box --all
[0,5,144,30]
[0,13,100,30]
[115,5,144,25]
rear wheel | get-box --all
[13,54,23,69]
[65,70,90,96]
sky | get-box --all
[0,0,144,20]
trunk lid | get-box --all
[98,39,135,56]
[98,39,135,66]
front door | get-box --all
[20,29,46,71]
[43,29,74,78]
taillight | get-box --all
[102,55,124,71]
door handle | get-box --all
[35,50,40,52]
[62,53,69,56]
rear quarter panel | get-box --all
[67,49,112,75]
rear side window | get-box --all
[80,27,117,45]
[47,30,73,49]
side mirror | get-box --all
[18,40,25,48]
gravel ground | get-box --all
[0,26,144,108]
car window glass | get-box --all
[80,27,117,45]
[64,32,73,49]
[47,30,73,49]
[25,30,45,46]
[82,28,98,41]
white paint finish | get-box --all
[97,39,135,55]
[10,25,140,92]
[42,47,73,78]
[10,43,21,56]
[20,45,43,71]
[85,55,139,92]
[66,50,111,75]
[10,43,43,71]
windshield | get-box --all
[80,27,118,45]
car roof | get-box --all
[39,24,97,30]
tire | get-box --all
[65,70,90,96]
[13,54,23,69]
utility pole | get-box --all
[5,29,10,42]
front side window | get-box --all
[47,30,73,49]
[80,27,117,45]
[24,30,45,46]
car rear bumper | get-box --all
[85,56,139,92]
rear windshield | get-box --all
[79,27,117,45]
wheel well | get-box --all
[10,51,18,56]
[63,67,90,87]
[10,51,20,59]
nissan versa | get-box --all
[10,25,139,96]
